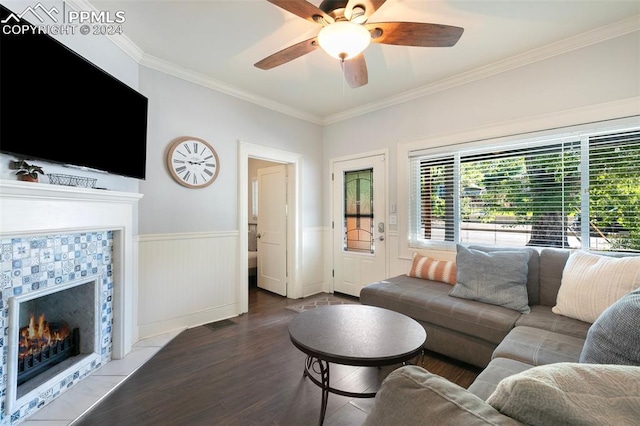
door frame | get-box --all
[238,140,302,313]
[330,149,389,293]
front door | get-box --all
[332,155,386,297]
[257,164,287,296]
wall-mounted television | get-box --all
[0,4,148,180]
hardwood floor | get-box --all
[72,288,480,425]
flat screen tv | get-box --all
[0,4,148,180]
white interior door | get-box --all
[333,155,386,297]
[257,164,287,296]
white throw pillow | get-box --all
[552,251,640,323]
[487,363,640,426]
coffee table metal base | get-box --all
[303,355,378,425]
[288,305,427,425]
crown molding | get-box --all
[322,15,640,125]
[71,2,639,126]
[137,54,323,125]
[106,32,145,63]
[64,0,317,124]
[68,0,319,123]
[64,0,144,61]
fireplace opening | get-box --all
[9,277,100,402]
[17,313,81,386]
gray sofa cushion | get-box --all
[515,305,590,339]
[579,287,640,365]
[470,245,541,305]
[360,275,521,345]
[363,365,523,426]
[538,248,570,306]
[419,321,497,368]
[493,326,584,366]
[468,357,533,401]
[451,245,531,314]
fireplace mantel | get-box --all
[0,179,142,206]
[0,179,143,358]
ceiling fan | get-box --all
[254,0,464,88]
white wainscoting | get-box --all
[137,227,331,339]
[321,227,333,294]
[302,227,329,297]
[136,231,239,339]
[388,232,408,277]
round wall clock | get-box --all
[166,136,220,188]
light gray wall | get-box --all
[137,66,324,235]
[322,33,640,229]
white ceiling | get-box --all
[88,0,640,123]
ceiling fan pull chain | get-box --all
[340,59,346,95]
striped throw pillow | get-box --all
[407,253,457,285]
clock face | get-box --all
[167,137,220,188]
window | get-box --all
[251,178,258,220]
[344,168,374,253]
[588,132,640,251]
[409,128,640,252]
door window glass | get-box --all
[344,168,374,253]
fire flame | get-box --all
[19,313,69,360]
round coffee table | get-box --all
[288,304,426,425]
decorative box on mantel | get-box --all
[0,180,142,424]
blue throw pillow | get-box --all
[449,245,531,313]
[579,287,640,365]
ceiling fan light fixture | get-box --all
[317,21,371,60]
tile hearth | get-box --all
[21,329,181,425]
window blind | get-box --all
[409,127,640,252]
[588,130,640,252]
[409,154,456,247]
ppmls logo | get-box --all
[1,2,125,36]
[1,3,59,24]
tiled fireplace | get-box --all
[2,232,111,422]
[0,180,142,424]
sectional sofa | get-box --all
[359,245,640,424]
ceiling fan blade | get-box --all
[345,0,387,22]
[366,22,464,47]
[342,53,368,88]
[254,37,319,70]
[267,0,334,25]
